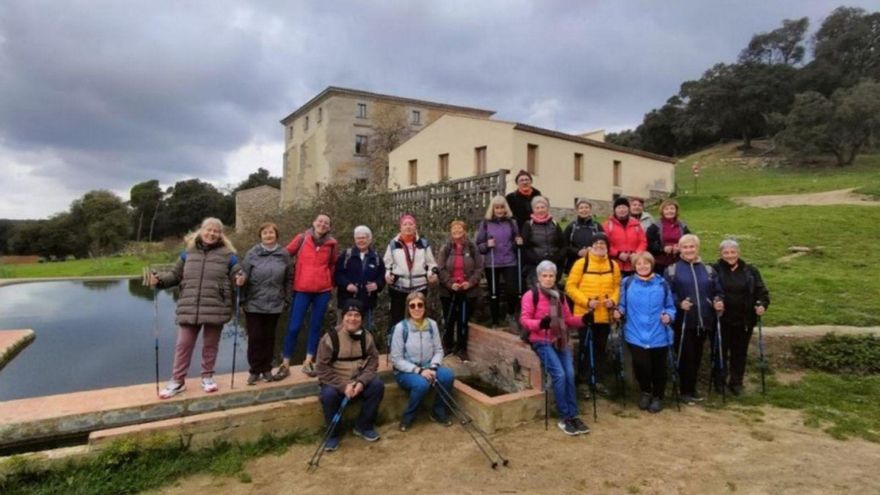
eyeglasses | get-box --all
[408,302,425,309]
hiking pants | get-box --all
[628,343,668,399]
[319,378,385,438]
[534,343,579,420]
[674,325,706,396]
[283,291,331,359]
[171,323,222,382]
[441,295,474,353]
[395,366,455,425]
[246,312,280,374]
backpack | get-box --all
[388,320,436,366]
[328,329,368,362]
[581,256,619,276]
[569,218,600,244]
[518,287,565,343]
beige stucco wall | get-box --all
[389,115,675,213]
[388,115,515,189]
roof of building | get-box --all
[280,86,496,124]
[513,123,676,164]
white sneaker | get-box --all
[201,376,219,393]
[159,381,185,399]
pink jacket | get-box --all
[519,288,582,345]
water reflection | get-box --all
[0,280,307,401]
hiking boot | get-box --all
[324,436,340,452]
[430,412,453,427]
[690,393,705,402]
[352,427,380,442]
[595,383,610,397]
[457,349,470,362]
[201,376,219,393]
[571,417,591,435]
[680,395,697,406]
[260,371,274,383]
[247,373,259,386]
[648,397,663,414]
[578,384,592,400]
[638,393,652,410]
[159,380,185,399]
[399,421,411,432]
[557,419,579,436]
[302,361,317,378]
[729,384,743,396]
[272,365,290,381]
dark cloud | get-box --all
[0,0,874,218]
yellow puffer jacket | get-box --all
[565,253,621,323]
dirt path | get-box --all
[763,325,880,337]
[155,398,880,495]
[734,188,880,208]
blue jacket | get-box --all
[618,275,677,349]
[664,259,724,330]
[334,246,386,309]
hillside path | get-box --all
[735,188,880,207]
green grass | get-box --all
[669,146,880,326]
[737,373,880,443]
[0,432,312,495]
[0,253,176,279]
[676,144,880,197]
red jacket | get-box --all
[603,216,647,272]
[286,233,338,293]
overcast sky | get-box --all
[0,1,873,219]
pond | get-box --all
[0,279,309,401]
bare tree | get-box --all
[366,104,413,188]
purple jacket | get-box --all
[475,218,519,267]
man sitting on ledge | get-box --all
[315,299,385,451]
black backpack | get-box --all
[328,329,368,362]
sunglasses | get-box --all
[408,302,425,309]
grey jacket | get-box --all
[389,318,444,373]
[157,240,243,326]
[241,243,291,314]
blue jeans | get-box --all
[319,379,385,438]
[283,291,331,359]
[534,343,579,419]
[395,366,455,425]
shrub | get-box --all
[791,333,880,375]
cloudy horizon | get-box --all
[0,1,873,219]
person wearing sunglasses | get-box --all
[389,292,455,432]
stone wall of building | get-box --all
[235,185,281,233]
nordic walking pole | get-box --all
[615,319,626,407]
[715,307,726,404]
[516,245,523,296]
[307,396,350,472]
[542,326,550,430]
[434,382,509,468]
[146,268,161,397]
[231,286,241,389]
[489,237,497,303]
[756,301,767,395]
[664,322,681,412]
[586,323,598,422]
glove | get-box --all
[581,312,593,326]
[539,315,552,329]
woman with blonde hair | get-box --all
[646,198,690,274]
[475,195,522,326]
[150,217,246,399]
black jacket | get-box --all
[505,187,542,230]
[712,258,770,328]
[521,218,563,267]
[562,216,604,272]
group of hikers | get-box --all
[148,168,770,449]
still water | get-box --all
[0,279,307,401]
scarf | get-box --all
[530,212,552,224]
[517,185,533,196]
[261,243,278,252]
[538,285,569,350]
[309,227,330,247]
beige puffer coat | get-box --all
[158,240,243,325]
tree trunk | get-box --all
[135,210,144,242]
[148,201,161,242]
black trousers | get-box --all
[576,324,610,385]
[245,312,280,374]
[389,288,427,330]
[674,325,707,396]
[441,294,474,353]
[486,266,521,323]
[628,344,669,399]
[718,320,753,387]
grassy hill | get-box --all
[670,142,880,326]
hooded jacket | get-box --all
[475,217,519,267]
[383,234,438,292]
[712,258,770,328]
[603,215,647,272]
[564,252,621,323]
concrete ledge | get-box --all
[0,275,136,288]
[0,329,35,372]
